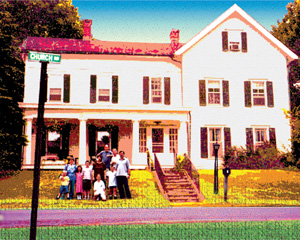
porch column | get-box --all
[79,118,87,165]
[164,127,170,154]
[178,121,188,155]
[131,120,140,164]
[24,118,33,165]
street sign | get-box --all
[29,51,61,63]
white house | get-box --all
[19,4,298,169]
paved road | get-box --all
[1,207,300,228]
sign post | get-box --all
[29,52,61,240]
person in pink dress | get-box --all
[76,165,83,200]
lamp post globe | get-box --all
[213,142,220,194]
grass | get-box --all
[0,169,300,209]
[0,170,170,209]
[1,220,300,239]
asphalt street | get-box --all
[1,207,300,228]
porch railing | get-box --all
[154,153,165,188]
[181,155,200,191]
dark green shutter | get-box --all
[241,32,247,52]
[222,31,228,52]
[244,81,252,107]
[199,80,206,106]
[63,74,70,103]
[267,81,274,107]
[88,125,96,157]
[90,75,97,103]
[224,127,231,154]
[269,128,276,148]
[246,128,253,151]
[112,75,118,104]
[222,80,230,107]
[164,77,171,105]
[143,76,149,104]
[201,127,208,158]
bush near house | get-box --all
[223,142,294,169]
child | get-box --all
[56,170,70,200]
[106,164,117,199]
[82,160,93,200]
[93,174,106,201]
[76,165,83,200]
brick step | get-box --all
[169,199,200,203]
[168,196,199,201]
[166,189,197,194]
[164,182,193,186]
[164,179,189,183]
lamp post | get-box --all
[213,142,220,194]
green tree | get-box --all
[0,0,83,171]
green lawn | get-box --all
[0,169,300,209]
[1,221,300,239]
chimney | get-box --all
[170,29,180,51]
[83,19,92,41]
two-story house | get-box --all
[20,4,298,169]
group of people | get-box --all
[56,145,131,201]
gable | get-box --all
[175,4,298,63]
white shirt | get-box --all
[94,180,105,195]
[111,154,120,164]
[115,158,130,177]
[106,170,117,187]
[82,165,93,180]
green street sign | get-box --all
[28,51,61,63]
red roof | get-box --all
[20,37,184,56]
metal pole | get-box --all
[29,61,48,240]
[214,148,219,194]
[224,175,228,202]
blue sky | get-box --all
[72,1,291,43]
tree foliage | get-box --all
[0,0,83,171]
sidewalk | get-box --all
[1,207,300,228]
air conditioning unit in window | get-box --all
[229,42,240,52]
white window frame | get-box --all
[169,128,178,153]
[48,74,63,103]
[207,80,222,106]
[227,30,243,53]
[139,128,147,153]
[251,80,266,107]
[151,77,162,104]
[96,75,112,103]
[207,126,224,159]
[49,88,62,102]
[253,127,269,149]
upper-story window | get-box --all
[90,75,118,104]
[244,80,274,108]
[199,79,229,107]
[143,76,171,105]
[222,30,247,52]
[48,74,70,103]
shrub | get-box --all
[224,142,286,169]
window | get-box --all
[151,78,162,103]
[252,81,265,106]
[254,128,267,148]
[49,88,62,101]
[209,128,223,158]
[169,128,178,153]
[208,80,221,105]
[98,89,110,102]
[199,80,229,107]
[152,128,164,153]
[222,31,247,53]
[47,131,61,154]
[143,76,171,105]
[139,128,147,153]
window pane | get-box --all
[98,89,110,102]
[139,128,147,153]
[169,128,178,153]
[151,78,162,103]
[49,88,62,101]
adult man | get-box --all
[115,150,131,199]
[110,148,120,165]
[64,157,77,199]
[93,153,106,184]
[100,145,113,169]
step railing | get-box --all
[181,155,200,191]
[153,154,168,199]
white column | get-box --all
[24,118,33,165]
[79,118,87,165]
[131,120,140,165]
[164,127,170,154]
[178,121,188,155]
